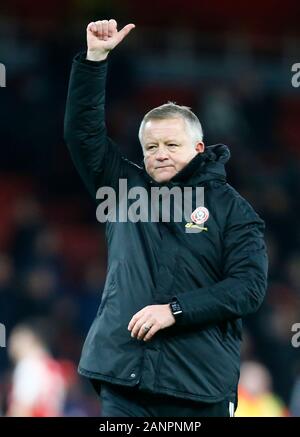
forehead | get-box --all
[142,117,188,142]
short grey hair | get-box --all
[138,101,204,146]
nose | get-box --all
[155,146,168,161]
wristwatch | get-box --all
[169,298,183,321]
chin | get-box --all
[153,170,176,183]
[154,175,173,183]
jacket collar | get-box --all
[141,144,230,187]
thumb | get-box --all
[117,23,136,44]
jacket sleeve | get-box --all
[64,51,129,200]
[174,194,268,328]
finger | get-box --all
[117,23,135,43]
[95,20,103,39]
[128,315,138,331]
[143,324,160,342]
[128,307,147,331]
[108,19,117,37]
[102,19,109,40]
[130,316,149,339]
[137,319,155,340]
[87,22,97,34]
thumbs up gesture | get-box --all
[86,19,135,61]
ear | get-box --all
[195,142,205,153]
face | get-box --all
[141,117,204,183]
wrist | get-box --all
[86,50,109,62]
[169,298,183,323]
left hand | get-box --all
[128,304,176,342]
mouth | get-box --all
[155,165,173,170]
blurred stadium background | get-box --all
[0,0,300,416]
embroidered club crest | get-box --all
[191,207,209,225]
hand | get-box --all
[128,304,176,342]
[86,19,135,61]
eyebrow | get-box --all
[145,139,179,145]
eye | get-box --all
[147,145,157,151]
[168,143,178,148]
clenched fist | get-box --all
[86,19,135,62]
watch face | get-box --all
[171,301,182,315]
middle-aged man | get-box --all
[64,19,268,417]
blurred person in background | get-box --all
[6,321,68,417]
[290,366,300,417]
[64,19,268,417]
[236,361,289,417]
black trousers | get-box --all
[95,381,235,417]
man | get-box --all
[7,323,67,417]
[64,19,268,417]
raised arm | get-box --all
[64,19,135,199]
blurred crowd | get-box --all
[0,0,300,417]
